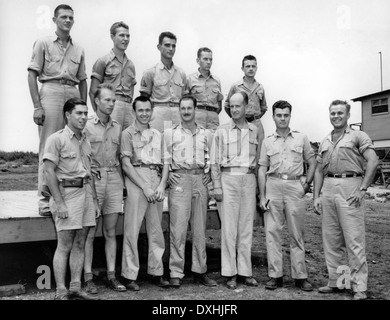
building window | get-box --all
[371,98,388,114]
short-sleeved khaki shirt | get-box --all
[84,115,122,169]
[43,126,91,180]
[139,62,187,104]
[91,50,136,100]
[28,34,87,83]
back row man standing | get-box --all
[224,55,267,143]
[28,4,87,216]
[89,21,137,130]
[140,32,188,133]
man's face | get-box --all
[135,100,153,126]
[229,93,246,121]
[66,104,88,131]
[329,104,350,129]
[241,59,257,78]
[273,108,291,130]
[96,89,116,116]
[53,9,74,33]
[111,27,130,51]
[158,37,176,60]
[197,51,213,73]
[179,99,196,123]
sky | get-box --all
[0,0,389,152]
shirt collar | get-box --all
[92,114,116,128]
[272,128,294,141]
[327,126,351,141]
[177,122,201,135]
[52,33,73,45]
[158,61,177,72]
[64,125,86,140]
[196,69,215,80]
[109,49,128,63]
[129,121,150,134]
[238,77,259,87]
[229,119,251,131]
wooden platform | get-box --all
[0,191,221,245]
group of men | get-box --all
[28,4,378,301]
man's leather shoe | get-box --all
[38,208,52,217]
[265,277,283,290]
[68,289,99,300]
[170,277,182,288]
[194,273,217,287]
[353,291,367,300]
[151,276,170,288]
[318,285,345,294]
[123,279,140,291]
[226,276,237,290]
[244,277,258,287]
[54,290,68,300]
[106,278,127,292]
[84,279,98,294]
[295,279,313,291]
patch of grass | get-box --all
[0,151,38,165]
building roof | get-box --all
[352,89,390,102]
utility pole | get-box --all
[379,52,383,91]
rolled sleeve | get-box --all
[302,135,315,161]
[91,58,105,82]
[42,135,60,166]
[258,140,269,167]
[162,129,173,165]
[139,69,154,96]
[120,131,133,160]
[76,50,88,81]
[358,132,375,155]
[27,39,44,75]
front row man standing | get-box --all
[258,100,315,291]
[212,92,260,290]
[314,100,378,300]
[83,84,126,294]
[121,96,170,291]
[163,95,217,288]
[43,98,98,300]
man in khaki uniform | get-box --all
[43,98,98,300]
[89,21,136,130]
[83,84,126,294]
[224,55,267,143]
[28,4,87,216]
[258,100,316,292]
[211,92,261,290]
[121,96,170,291]
[314,100,378,300]
[187,47,223,131]
[140,32,187,133]
[163,95,217,288]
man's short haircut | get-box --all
[159,31,177,45]
[110,21,129,36]
[329,100,351,113]
[272,100,292,114]
[132,95,152,111]
[180,95,197,108]
[242,55,257,67]
[63,97,86,123]
[94,83,115,100]
[197,47,212,58]
[54,4,73,17]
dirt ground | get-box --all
[1,165,389,302]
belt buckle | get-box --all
[281,174,288,180]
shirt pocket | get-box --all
[290,145,303,163]
[60,151,79,174]
[44,54,61,76]
[267,148,281,166]
[69,57,81,76]
[122,67,137,89]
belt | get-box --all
[42,79,77,86]
[246,114,261,122]
[221,167,255,174]
[115,95,132,103]
[60,177,89,187]
[326,173,363,178]
[95,166,118,172]
[197,105,217,112]
[269,173,302,180]
[153,102,180,107]
[172,169,204,175]
[133,163,161,171]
